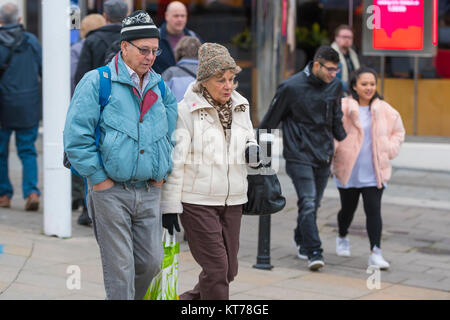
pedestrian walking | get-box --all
[71,14,106,95]
[64,10,178,299]
[152,1,202,74]
[160,43,260,300]
[259,45,347,271]
[0,3,42,211]
[162,36,201,102]
[332,67,405,270]
[74,0,128,85]
[331,25,360,94]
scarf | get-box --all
[202,88,233,132]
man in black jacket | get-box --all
[259,46,347,271]
[74,0,128,85]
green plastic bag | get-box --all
[143,230,179,300]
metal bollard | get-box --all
[253,214,273,270]
[253,130,274,270]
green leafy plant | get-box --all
[232,27,252,51]
[296,23,329,48]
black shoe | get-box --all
[308,252,324,271]
[77,207,92,227]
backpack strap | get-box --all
[95,65,111,167]
[158,78,165,99]
[0,38,23,80]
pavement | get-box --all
[0,134,450,300]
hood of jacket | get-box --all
[85,23,122,38]
[0,24,25,48]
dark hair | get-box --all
[334,24,353,38]
[313,45,340,65]
[349,67,383,106]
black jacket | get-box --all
[152,22,201,74]
[259,62,347,167]
[0,24,42,129]
[74,24,121,85]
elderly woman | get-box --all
[161,43,259,300]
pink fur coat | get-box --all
[332,97,405,188]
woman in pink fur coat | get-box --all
[332,67,405,270]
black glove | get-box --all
[245,144,261,167]
[162,213,180,235]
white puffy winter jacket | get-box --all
[160,83,258,213]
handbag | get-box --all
[243,164,286,216]
[143,230,179,300]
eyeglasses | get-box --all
[319,62,340,74]
[128,41,162,57]
[338,35,353,40]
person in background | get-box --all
[70,13,106,226]
[162,35,201,102]
[71,14,106,95]
[153,1,201,74]
[74,0,128,85]
[0,2,42,211]
[160,43,260,299]
[332,67,405,270]
[331,25,360,94]
[259,46,346,271]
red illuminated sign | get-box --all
[372,0,424,50]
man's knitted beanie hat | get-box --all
[120,10,160,42]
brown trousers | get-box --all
[179,203,242,300]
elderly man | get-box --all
[331,25,360,93]
[64,10,178,300]
[153,1,201,74]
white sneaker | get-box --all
[293,239,308,260]
[336,237,351,257]
[368,246,390,270]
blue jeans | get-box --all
[286,161,330,258]
[0,126,40,199]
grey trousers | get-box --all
[86,183,163,300]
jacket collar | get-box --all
[183,82,249,113]
[177,58,198,66]
[108,53,162,94]
[303,61,327,87]
[346,96,383,123]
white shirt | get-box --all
[124,62,150,97]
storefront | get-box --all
[11,0,450,136]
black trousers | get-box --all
[337,187,384,251]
